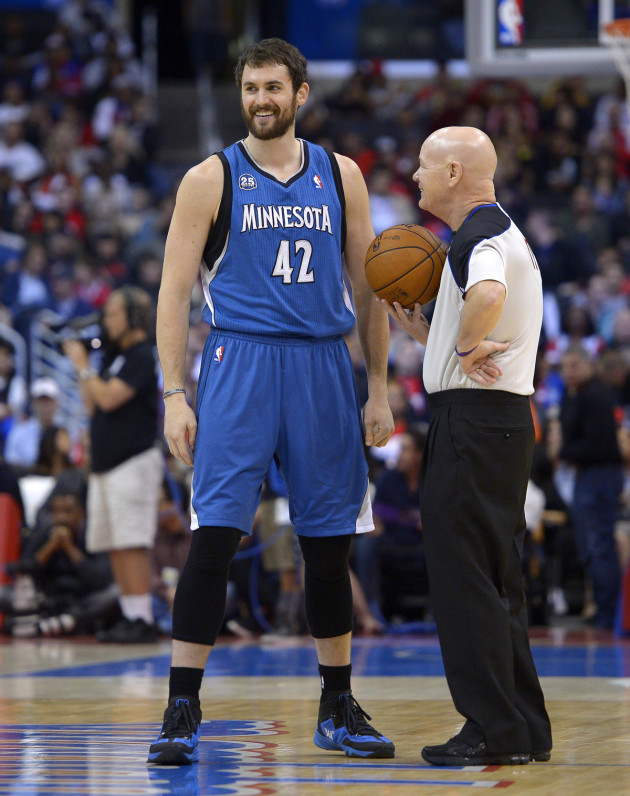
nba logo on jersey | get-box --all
[313,174,323,189]
[239,174,257,190]
[214,346,224,363]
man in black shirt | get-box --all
[550,344,623,629]
[64,286,163,642]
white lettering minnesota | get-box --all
[241,204,332,234]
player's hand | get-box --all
[381,300,430,346]
[163,395,197,467]
[458,340,509,386]
[363,395,394,447]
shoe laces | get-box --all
[337,694,379,737]
[161,698,199,740]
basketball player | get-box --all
[148,39,395,765]
[63,287,163,643]
[384,127,552,765]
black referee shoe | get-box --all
[422,735,529,767]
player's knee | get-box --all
[298,534,352,581]
[187,526,242,574]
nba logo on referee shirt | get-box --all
[313,174,323,189]
[214,346,224,363]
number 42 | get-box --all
[271,240,314,284]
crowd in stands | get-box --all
[1,4,630,638]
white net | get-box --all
[602,19,630,113]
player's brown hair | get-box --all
[234,38,308,93]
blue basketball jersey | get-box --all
[200,140,356,338]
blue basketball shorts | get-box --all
[190,330,373,537]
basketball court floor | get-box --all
[1,628,629,795]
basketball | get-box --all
[365,224,448,308]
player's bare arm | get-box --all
[457,279,509,386]
[336,153,394,448]
[158,156,223,466]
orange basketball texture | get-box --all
[365,224,448,308]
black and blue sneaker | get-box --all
[147,696,202,765]
[314,692,395,758]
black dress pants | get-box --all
[420,389,552,754]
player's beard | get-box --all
[241,95,299,140]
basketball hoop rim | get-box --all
[603,18,630,40]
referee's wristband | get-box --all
[454,343,479,357]
[163,387,186,399]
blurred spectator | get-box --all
[4,377,60,470]
[610,306,630,360]
[31,424,74,477]
[48,261,93,322]
[31,33,83,102]
[536,128,581,196]
[90,230,130,286]
[587,271,627,344]
[135,252,162,303]
[58,0,125,46]
[151,477,192,635]
[80,155,133,231]
[550,345,623,628]
[545,303,605,365]
[349,568,385,635]
[326,65,377,118]
[0,120,45,183]
[588,149,629,215]
[256,463,304,638]
[521,478,548,625]
[560,184,611,253]
[0,338,27,447]
[74,255,111,309]
[525,207,594,293]
[2,241,51,335]
[0,79,30,130]
[2,474,117,638]
[588,78,630,153]
[367,378,414,473]
[92,73,139,142]
[597,347,630,408]
[18,423,75,530]
[530,429,575,618]
[105,123,148,186]
[413,63,461,132]
[337,130,378,177]
[125,191,174,263]
[367,162,418,234]
[353,426,428,623]
[389,334,427,420]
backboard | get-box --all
[465,0,629,76]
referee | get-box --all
[384,127,552,767]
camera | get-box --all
[52,312,104,353]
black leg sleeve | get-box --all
[298,534,353,639]
[172,526,242,646]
